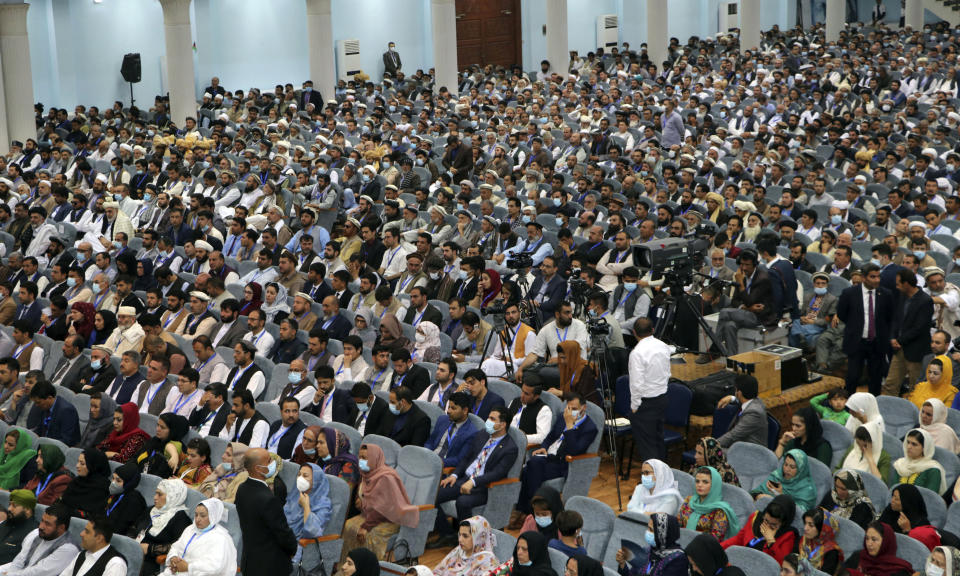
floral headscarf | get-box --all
[433,516,500,576]
[689,437,740,487]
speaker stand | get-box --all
[129,83,135,108]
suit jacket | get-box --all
[0,298,16,326]
[766,259,799,320]
[356,396,391,436]
[74,363,118,395]
[301,89,323,110]
[13,301,41,332]
[382,403,431,447]
[717,398,767,448]
[892,289,935,362]
[318,314,352,341]
[402,303,443,328]
[837,284,895,355]
[425,416,479,468]
[49,355,90,389]
[210,320,246,350]
[383,50,402,77]
[879,263,904,298]
[306,388,358,425]
[453,431,519,491]
[527,273,567,320]
[539,413,598,461]
[731,267,777,326]
[388,364,431,398]
[304,281,334,304]
[335,288,355,310]
[235,478,298,575]
[471,391,505,421]
[26,396,80,446]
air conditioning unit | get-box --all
[336,39,363,81]
[719,1,740,33]
[596,14,619,49]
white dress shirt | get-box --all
[627,335,671,411]
[58,546,126,576]
[511,402,553,445]
[219,415,269,447]
[163,388,202,417]
[531,319,589,360]
[861,286,877,339]
[137,380,165,413]
[211,321,237,349]
[243,329,274,357]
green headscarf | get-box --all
[687,466,740,538]
[37,444,65,474]
[0,429,35,490]
[762,449,818,511]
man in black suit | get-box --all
[873,243,903,298]
[235,448,298,575]
[441,135,473,178]
[350,382,390,436]
[837,263,895,395]
[330,270,355,310]
[203,77,226,97]
[384,386,431,447]
[189,383,231,437]
[431,405,518,547]
[49,335,90,389]
[716,250,777,356]
[527,256,568,323]
[318,295,352,341]
[382,42,401,77]
[388,349,431,397]
[884,268,934,396]
[402,286,443,327]
[306,365,357,424]
[300,80,323,110]
[265,397,308,460]
[27,381,80,446]
[758,237,799,322]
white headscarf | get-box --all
[842,422,884,471]
[921,399,960,454]
[626,459,683,515]
[414,321,441,359]
[893,428,947,494]
[199,497,227,526]
[148,478,189,536]
[844,392,885,435]
[261,282,291,322]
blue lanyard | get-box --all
[163,309,184,330]
[195,356,213,373]
[555,326,569,342]
[371,369,385,384]
[173,390,199,413]
[616,289,636,310]
[413,308,426,326]
[229,363,253,390]
[35,473,53,496]
[182,532,203,556]
[398,274,415,292]
[386,247,402,268]
[12,341,31,359]
[615,250,628,263]
[251,330,266,345]
[144,383,162,405]
[107,494,125,515]
[323,315,337,329]
[269,425,289,447]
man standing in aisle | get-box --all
[627,317,671,463]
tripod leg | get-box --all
[682,295,728,358]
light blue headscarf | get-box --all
[283,462,333,539]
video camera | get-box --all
[507,252,534,270]
[633,235,711,284]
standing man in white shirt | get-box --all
[627,317,671,463]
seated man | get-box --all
[0,489,39,564]
[219,389,269,447]
[424,391,479,468]
[417,357,460,407]
[0,500,79,574]
[268,318,307,365]
[162,366,202,417]
[516,393,597,514]
[265,397,306,460]
[715,250,777,356]
[789,272,837,350]
[331,335,369,384]
[10,319,43,374]
[384,385,431,447]
[507,383,553,446]
[350,382,390,436]
[387,349,430,397]
[432,405,518,547]
[271,359,316,408]
[548,510,587,558]
[66,517,127,576]
[717,374,768,448]
[463,368,505,421]
[305,365,356,424]
[26,381,80,446]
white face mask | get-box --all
[415,332,426,343]
[296,476,310,493]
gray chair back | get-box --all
[396,445,442,505]
[549,547,569,576]
[834,515,864,556]
[255,401,281,425]
[916,484,947,528]
[206,435,229,467]
[363,434,401,467]
[111,532,146,576]
[566,496,615,561]
[726,442,779,490]
[725,544,781,574]
[324,421,363,456]
[492,529,516,562]
[820,419,853,468]
[876,396,919,438]
[721,483,754,530]
[136,473,163,504]
[935,446,960,490]
[674,468,695,498]
[65,447,84,472]
[487,379,520,407]
[895,532,929,571]
[277,458,299,493]
[807,457,833,504]
[140,413,159,436]
[416,400,444,430]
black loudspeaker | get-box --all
[121,53,141,83]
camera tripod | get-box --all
[588,323,625,510]
[478,309,518,381]
[653,273,728,357]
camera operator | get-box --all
[502,221,554,267]
[527,256,567,323]
[715,249,776,356]
[596,231,635,292]
[515,301,588,388]
[480,302,537,378]
[587,291,625,350]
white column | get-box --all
[0,2,35,154]
[159,0,197,128]
[646,0,668,72]
[904,0,924,30]
[825,0,845,42]
[545,0,568,77]
[305,0,336,105]
[740,0,761,53]
[431,0,458,96]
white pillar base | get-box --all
[305,0,336,105]
[825,0,845,42]
[740,0,761,54]
[0,2,35,152]
[545,0,568,78]
[904,0,924,30]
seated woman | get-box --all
[615,513,687,576]
[838,423,891,484]
[413,321,442,363]
[22,444,72,505]
[284,463,333,570]
[779,554,812,576]
[98,402,151,463]
[921,399,960,453]
[239,283,262,316]
[555,341,599,405]
[139,478,192,576]
[799,508,843,575]
[845,392,886,435]
[685,533,746,576]
[751,449,818,511]
[774,407,832,467]
[433,516,500,576]
[627,459,684,516]
[341,548,381,576]
[105,462,147,537]
[517,486,563,538]
[198,442,246,501]
[339,444,419,562]
[487,531,558,576]
[0,428,36,490]
[907,357,957,409]
[843,521,914,576]
[161,498,237,576]
[921,546,960,576]
[688,438,740,487]
[566,555,603,576]
[818,470,877,530]
[893,429,947,495]
[312,427,360,492]
[261,282,290,324]
[292,425,324,466]
[721,494,798,564]
[78,392,117,450]
[59,448,111,519]
[677,466,739,540]
[879,483,941,550]
[175,437,213,487]
[135,413,190,479]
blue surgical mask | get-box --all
[389,403,400,415]
[362,175,371,183]
[519,562,532,567]
[459,270,468,280]
[535,515,552,527]
[113,194,122,201]
[830,214,842,225]
[552,198,562,207]
[357,402,370,413]
[485,419,496,434]
[415,159,425,166]
[288,372,303,384]
[221,462,232,472]
[587,309,597,317]
[359,459,370,472]
[624,282,637,292]
[76,253,87,264]
[91,283,101,295]
[90,359,102,370]
[645,530,656,547]
[814,287,828,296]
[522,215,532,224]
[112,240,122,249]
[347,158,356,165]
[136,170,144,175]
[570,409,581,420]
[915,250,927,260]
[641,474,655,489]
[143,193,152,202]
[555,217,563,227]
[263,459,277,479]
[66,277,77,288]
[303,448,316,455]
[870,258,881,266]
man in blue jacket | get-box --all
[26,380,80,446]
[424,392,479,469]
[516,393,598,514]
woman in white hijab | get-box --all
[414,321,442,362]
[921,399,960,454]
[844,392,886,435]
[626,459,684,515]
[839,422,892,484]
[140,478,192,574]
[162,498,238,576]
